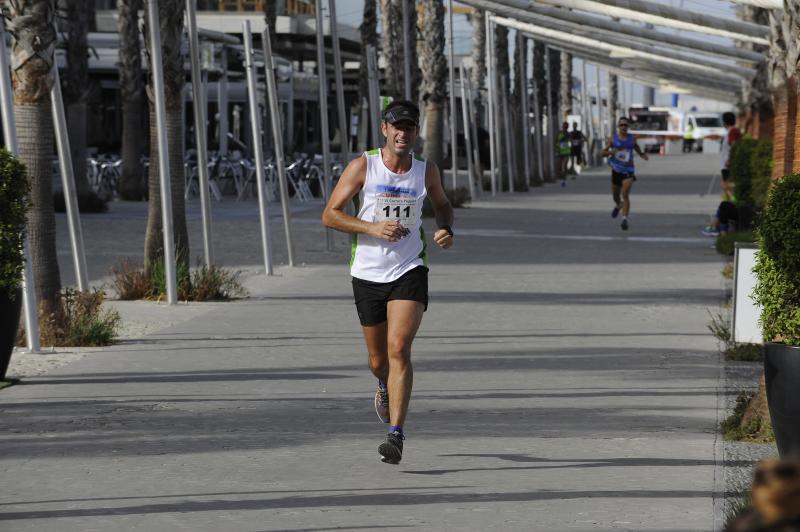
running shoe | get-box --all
[379,430,405,464]
[374,386,390,423]
[621,218,629,231]
[702,225,720,237]
[611,206,621,218]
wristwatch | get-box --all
[439,224,454,237]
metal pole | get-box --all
[465,78,482,196]
[459,64,476,200]
[402,0,412,100]
[186,0,214,266]
[0,18,39,352]
[145,0,178,304]
[519,36,532,188]
[501,75,514,193]
[242,21,274,275]
[595,64,605,146]
[485,13,497,195]
[329,0,350,166]
[218,51,229,155]
[448,0,458,191]
[262,28,295,267]
[530,42,544,183]
[581,59,593,165]
[544,46,555,180]
[315,0,334,252]
[51,68,88,291]
[366,45,381,149]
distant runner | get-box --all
[556,121,571,186]
[602,117,649,231]
[322,100,454,465]
[569,122,587,175]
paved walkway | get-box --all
[2,154,726,531]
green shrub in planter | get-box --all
[0,148,29,297]
[749,139,773,210]
[757,173,800,281]
[752,173,800,457]
[730,137,757,207]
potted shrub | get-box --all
[0,149,28,379]
[752,173,800,457]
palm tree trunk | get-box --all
[420,0,446,169]
[60,0,95,200]
[144,108,189,271]
[406,0,421,103]
[548,47,561,123]
[380,0,403,100]
[511,32,524,182]
[470,9,485,120]
[8,0,61,307]
[117,0,145,200]
[559,52,572,119]
[143,0,189,274]
[494,23,510,189]
[609,73,619,129]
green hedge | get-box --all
[753,174,800,345]
[729,136,772,210]
[0,149,29,298]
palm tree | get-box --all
[58,0,98,207]
[380,0,403,99]
[7,0,61,306]
[608,73,619,128]
[358,0,378,147]
[548,47,561,123]
[143,0,189,273]
[494,23,510,189]
[419,0,446,169]
[559,51,571,120]
[767,6,792,178]
[470,9,485,120]
[117,0,145,200]
[511,31,528,189]
[405,0,420,103]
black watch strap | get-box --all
[439,224,453,237]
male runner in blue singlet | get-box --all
[322,100,454,464]
[601,117,649,231]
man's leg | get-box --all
[621,178,634,217]
[612,183,622,208]
[385,299,425,429]
[362,322,388,382]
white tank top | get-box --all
[350,148,428,283]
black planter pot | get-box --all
[764,343,800,457]
[0,287,23,379]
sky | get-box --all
[330,0,743,109]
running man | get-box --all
[556,121,572,186]
[569,122,587,174]
[602,117,648,231]
[322,100,454,464]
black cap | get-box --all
[383,105,419,126]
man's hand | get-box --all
[372,220,409,242]
[433,228,453,249]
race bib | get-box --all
[615,150,631,163]
[374,194,418,227]
[559,141,571,150]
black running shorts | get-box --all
[721,168,732,182]
[611,170,636,187]
[352,266,428,326]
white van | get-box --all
[684,113,726,153]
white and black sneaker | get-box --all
[379,430,404,464]
[374,386,390,423]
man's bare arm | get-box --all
[425,161,454,249]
